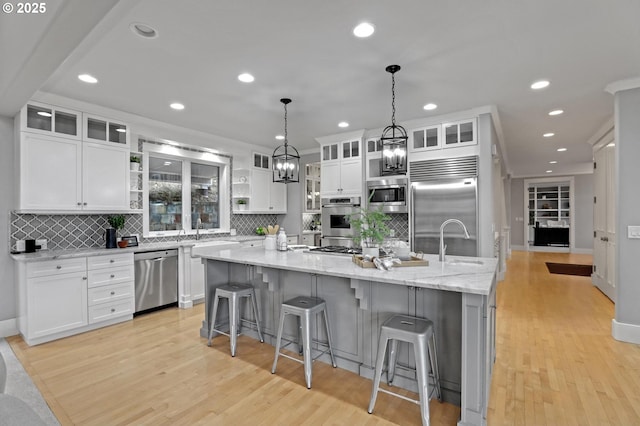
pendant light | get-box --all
[380,65,408,175]
[272,98,300,183]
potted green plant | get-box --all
[130,155,141,171]
[235,199,247,210]
[106,215,126,248]
[348,205,391,257]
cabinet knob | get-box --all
[110,291,115,295]
[111,308,116,313]
[110,259,115,263]
[110,274,115,278]
[83,276,87,280]
[77,202,82,206]
[56,265,62,269]
[83,202,87,206]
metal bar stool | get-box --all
[271,296,337,389]
[207,283,264,357]
[368,314,442,426]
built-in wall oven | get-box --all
[320,196,361,247]
[366,178,407,213]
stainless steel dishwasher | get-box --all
[134,249,178,314]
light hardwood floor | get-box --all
[8,251,640,425]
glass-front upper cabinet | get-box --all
[190,162,220,230]
[410,125,441,152]
[305,162,321,212]
[83,114,129,147]
[442,118,476,148]
[148,157,183,232]
[21,102,81,139]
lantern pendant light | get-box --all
[380,65,408,175]
[272,98,300,183]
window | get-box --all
[143,142,230,237]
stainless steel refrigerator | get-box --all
[410,175,478,257]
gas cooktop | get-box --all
[308,245,362,255]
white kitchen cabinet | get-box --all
[17,133,130,211]
[83,113,129,147]
[442,118,476,148]
[320,139,363,197]
[232,168,287,214]
[410,124,441,152]
[18,132,83,210]
[19,101,81,139]
[17,258,88,344]
[83,142,130,211]
[16,253,134,346]
[87,252,134,324]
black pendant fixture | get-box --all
[272,98,300,184]
[380,65,408,175]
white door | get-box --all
[592,143,616,301]
[83,142,130,211]
[20,133,82,210]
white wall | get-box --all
[510,178,525,247]
[0,115,15,325]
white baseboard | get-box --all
[0,317,18,338]
[612,319,640,344]
[572,248,594,255]
[511,245,526,251]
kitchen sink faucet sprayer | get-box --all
[439,219,470,262]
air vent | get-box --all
[410,156,478,181]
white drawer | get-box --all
[88,282,133,306]
[88,253,133,270]
[242,240,263,248]
[88,266,133,288]
[27,257,86,278]
[88,298,133,324]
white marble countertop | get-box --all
[196,246,498,295]
[10,236,264,262]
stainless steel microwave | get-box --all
[366,178,407,213]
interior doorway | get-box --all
[524,177,574,252]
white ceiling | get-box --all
[2,0,639,177]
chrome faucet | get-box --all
[439,219,471,262]
[196,218,202,240]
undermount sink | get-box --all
[446,259,484,266]
[191,240,239,257]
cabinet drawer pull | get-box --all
[111,308,116,313]
[83,276,87,280]
[110,291,115,295]
[110,259,115,263]
[110,274,115,278]
[56,265,62,269]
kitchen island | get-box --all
[196,247,497,426]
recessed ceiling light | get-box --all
[238,73,255,83]
[557,148,567,152]
[549,161,557,164]
[170,103,185,110]
[546,170,553,173]
[338,121,349,128]
[37,111,52,117]
[543,133,555,138]
[423,103,438,111]
[78,74,98,84]
[531,80,550,90]
[549,109,564,116]
[275,135,285,140]
[130,22,158,39]
[353,22,375,38]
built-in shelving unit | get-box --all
[129,151,144,211]
[528,183,571,247]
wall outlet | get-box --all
[16,240,25,252]
[36,239,48,250]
